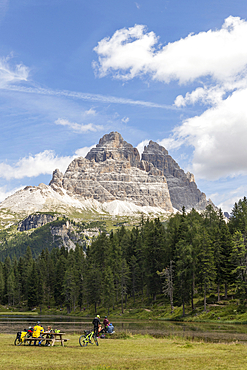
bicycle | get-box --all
[14,328,33,346]
[79,330,99,347]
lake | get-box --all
[1,315,247,343]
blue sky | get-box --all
[1,0,247,212]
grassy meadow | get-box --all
[1,333,247,370]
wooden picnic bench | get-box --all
[24,332,69,347]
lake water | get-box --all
[1,315,247,343]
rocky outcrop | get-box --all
[85,131,140,167]
[50,156,173,211]
[142,141,208,211]
[1,132,211,221]
[18,213,58,231]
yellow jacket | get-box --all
[32,325,44,338]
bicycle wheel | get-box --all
[79,335,88,347]
[91,335,99,346]
[14,337,22,346]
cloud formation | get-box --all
[55,118,103,133]
[4,84,174,110]
[93,16,247,83]
[209,185,247,213]
[0,56,29,87]
[0,146,95,181]
[121,116,129,123]
[169,88,247,180]
[94,16,247,181]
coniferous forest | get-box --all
[1,198,247,316]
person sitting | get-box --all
[98,324,102,336]
[32,321,44,345]
[107,323,115,334]
[45,325,54,346]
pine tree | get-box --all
[197,228,216,311]
[231,231,247,301]
[3,256,12,304]
[218,211,233,299]
[6,268,15,306]
[144,219,165,301]
[157,260,174,313]
[120,258,129,313]
[54,255,67,307]
[0,263,4,304]
[27,261,39,309]
[101,266,114,315]
[175,239,192,316]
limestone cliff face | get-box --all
[0,131,211,220]
[50,156,173,211]
[48,131,210,212]
[85,131,140,167]
[18,213,58,231]
[141,141,208,211]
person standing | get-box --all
[103,316,110,331]
[92,315,101,338]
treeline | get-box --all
[1,198,247,315]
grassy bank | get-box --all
[1,333,247,370]
[2,291,247,324]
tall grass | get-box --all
[1,333,247,370]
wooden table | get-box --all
[24,332,69,347]
[42,332,69,346]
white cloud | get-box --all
[93,16,247,84]
[93,24,158,80]
[0,146,96,180]
[4,84,174,110]
[85,108,96,115]
[174,86,225,107]
[136,140,150,156]
[0,151,72,180]
[209,186,247,213]
[55,118,103,133]
[0,56,29,87]
[75,145,96,157]
[169,87,247,180]
[158,137,185,151]
[93,16,247,181]
[121,116,129,123]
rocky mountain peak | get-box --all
[1,131,212,220]
[85,131,140,167]
[142,140,207,211]
[143,140,168,156]
[142,141,180,176]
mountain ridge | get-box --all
[0,131,212,229]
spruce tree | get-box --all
[27,261,39,309]
[231,231,247,301]
[197,228,215,311]
[0,263,4,304]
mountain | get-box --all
[0,132,211,230]
[142,140,208,211]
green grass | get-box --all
[0,311,38,315]
[1,333,247,370]
[9,290,247,324]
